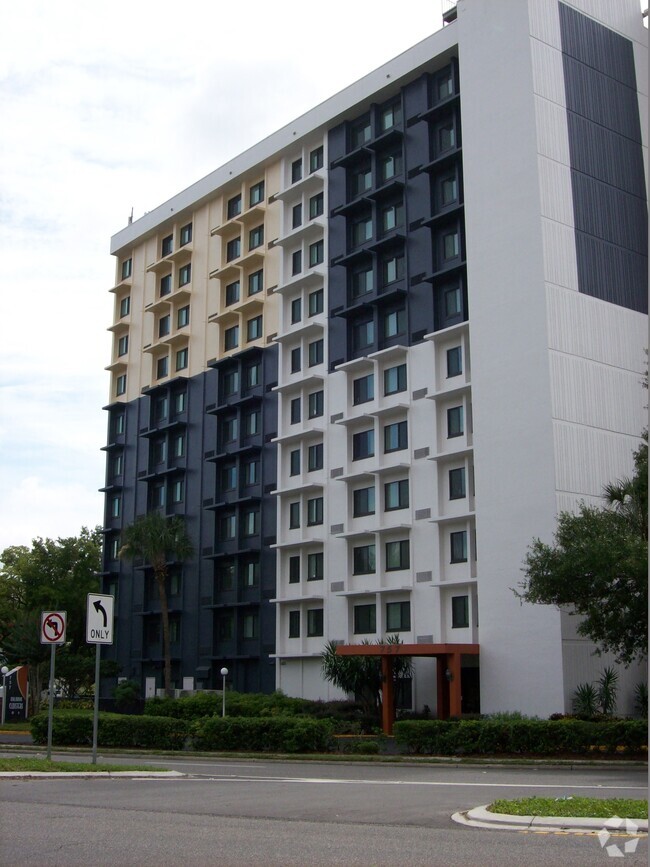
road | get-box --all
[0,754,646,866]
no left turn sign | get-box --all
[41,611,67,645]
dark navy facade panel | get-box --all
[559,2,648,314]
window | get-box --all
[291,297,302,323]
[309,145,324,173]
[380,101,401,131]
[384,420,408,453]
[223,368,239,397]
[119,296,130,317]
[171,478,184,504]
[156,356,169,379]
[246,315,263,342]
[109,537,120,560]
[447,406,464,438]
[380,201,404,234]
[242,613,258,639]
[351,264,374,299]
[241,509,259,537]
[384,479,409,511]
[162,235,173,256]
[160,274,172,297]
[308,442,323,471]
[452,595,469,629]
[178,264,191,286]
[289,501,300,529]
[381,253,404,286]
[113,413,125,436]
[245,363,260,389]
[309,240,324,267]
[220,514,237,540]
[289,448,301,476]
[221,464,237,492]
[242,458,259,486]
[386,600,410,632]
[352,318,374,352]
[290,347,301,373]
[110,495,121,518]
[447,346,462,377]
[152,438,166,465]
[354,604,376,635]
[117,335,128,356]
[384,363,406,395]
[449,467,466,500]
[436,67,454,101]
[353,373,374,405]
[243,409,260,437]
[353,486,375,517]
[307,496,323,526]
[351,116,371,149]
[440,174,458,207]
[175,347,188,371]
[307,608,324,637]
[226,237,241,262]
[380,151,402,182]
[352,428,375,460]
[180,223,192,246]
[307,552,323,581]
[308,390,323,419]
[224,325,239,351]
[121,258,132,280]
[112,453,123,477]
[291,249,302,275]
[292,202,302,228]
[168,617,180,644]
[173,391,186,414]
[242,559,259,587]
[217,561,235,591]
[443,230,460,261]
[438,120,456,153]
[154,395,168,422]
[227,193,242,219]
[309,192,324,219]
[222,416,238,444]
[158,315,170,338]
[249,181,265,206]
[352,164,372,196]
[353,544,375,574]
[151,483,165,509]
[382,307,406,339]
[352,213,372,247]
[248,269,263,295]
[308,339,323,366]
[386,540,410,571]
[291,159,302,183]
[172,433,185,458]
[444,284,462,319]
[308,288,324,316]
[290,397,301,424]
[177,305,190,328]
[226,280,240,306]
[450,530,468,563]
[217,612,233,640]
[249,225,264,250]
[289,610,300,638]
[289,556,300,583]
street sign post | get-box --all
[86,594,115,764]
[40,611,66,760]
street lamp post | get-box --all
[220,667,228,718]
[1,666,8,726]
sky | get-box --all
[0,0,451,554]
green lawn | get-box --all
[0,757,164,773]
[489,796,648,819]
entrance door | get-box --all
[145,677,156,699]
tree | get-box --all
[516,439,648,666]
[0,527,104,710]
[321,636,413,722]
[119,514,193,697]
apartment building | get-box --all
[101,0,648,714]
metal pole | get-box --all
[47,644,56,761]
[222,673,226,717]
[92,643,101,765]
[1,669,7,726]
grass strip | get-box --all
[489,796,648,819]
[0,757,163,773]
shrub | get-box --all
[31,711,189,750]
[634,683,648,718]
[191,716,332,753]
[143,692,220,720]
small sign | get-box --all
[40,611,67,645]
[2,665,29,722]
[86,594,114,645]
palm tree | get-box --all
[119,513,193,697]
[603,436,648,541]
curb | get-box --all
[452,805,649,835]
[0,770,185,779]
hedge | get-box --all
[392,719,648,756]
[30,711,189,750]
[191,715,333,753]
